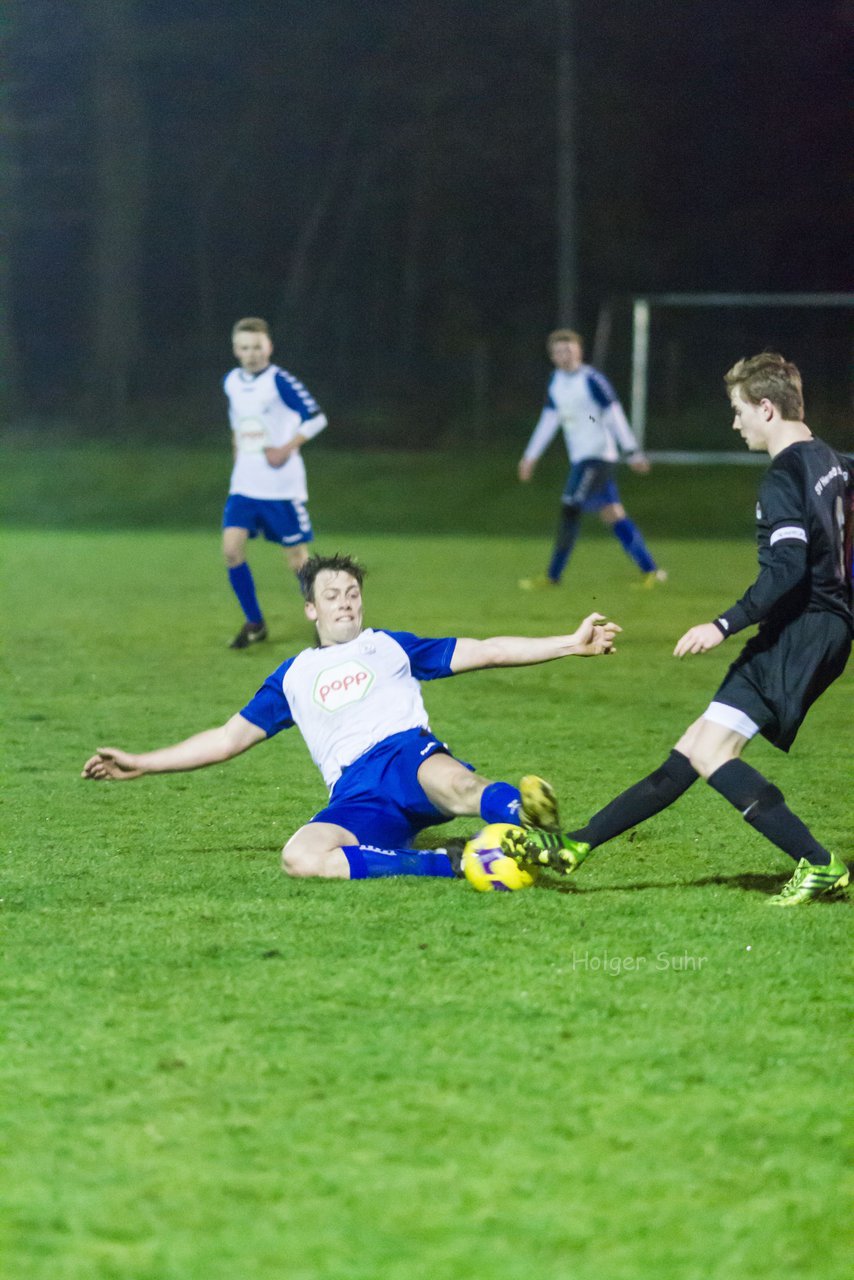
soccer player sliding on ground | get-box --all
[504,352,852,907]
[83,554,620,881]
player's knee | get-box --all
[438,769,484,816]
[687,743,737,779]
[457,772,488,812]
[281,840,321,878]
[223,548,245,569]
[285,545,308,571]
[649,751,699,796]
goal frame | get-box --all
[625,292,854,463]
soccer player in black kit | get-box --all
[503,352,852,906]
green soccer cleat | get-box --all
[767,855,849,907]
[499,825,591,876]
[519,775,561,832]
[518,575,559,592]
[634,569,669,590]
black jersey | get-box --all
[716,438,853,638]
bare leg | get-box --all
[416,753,492,817]
[283,543,310,575]
[223,525,250,568]
[282,821,357,879]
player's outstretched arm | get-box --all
[673,623,725,658]
[450,614,621,672]
[81,713,267,781]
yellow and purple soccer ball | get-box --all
[462,823,538,892]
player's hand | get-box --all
[629,453,651,474]
[518,458,535,482]
[81,748,145,781]
[673,623,724,658]
[572,612,622,655]
[264,442,296,468]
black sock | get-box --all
[569,750,699,849]
[706,759,830,865]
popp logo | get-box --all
[313,660,374,712]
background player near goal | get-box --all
[222,317,327,649]
[518,328,665,591]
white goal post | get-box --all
[625,292,854,463]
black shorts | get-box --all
[713,611,851,752]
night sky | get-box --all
[7,0,852,435]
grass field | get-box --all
[3,455,852,1279]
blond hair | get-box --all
[232,317,271,341]
[724,352,804,421]
[547,328,584,354]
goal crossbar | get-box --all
[630,292,854,456]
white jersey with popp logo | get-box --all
[239,628,457,792]
[223,363,327,501]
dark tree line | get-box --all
[4,0,850,439]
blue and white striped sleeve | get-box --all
[587,371,640,455]
[274,369,328,438]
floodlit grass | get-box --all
[0,438,763,539]
[3,525,852,1280]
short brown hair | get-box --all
[232,317,271,340]
[547,328,584,353]
[298,553,366,601]
[724,352,804,421]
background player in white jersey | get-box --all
[82,554,620,882]
[222,317,328,649]
[506,354,852,906]
[518,329,665,590]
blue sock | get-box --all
[548,506,581,582]
[611,518,656,573]
[479,781,523,825]
[228,562,263,624]
[342,845,455,879]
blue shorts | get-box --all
[562,460,620,512]
[310,727,474,848]
[223,494,313,546]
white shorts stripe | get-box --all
[703,701,761,739]
[769,525,807,546]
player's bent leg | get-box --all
[676,715,749,779]
[417,754,493,818]
[417,756,560,831]
[282,823,355,879]
[283,820,459,881]
[284,543,310,573]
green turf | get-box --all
[0,437,762,539]
[3,527,852,1280]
